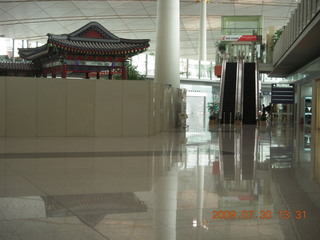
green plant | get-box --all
[207,102,219,114]
[260,114,267,121]
[113,63,146,80]
[215,40,227,53]
[208,102,219,120]
[270,26,285,51]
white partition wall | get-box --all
[66,80,95,136]
[95,80,123,137]
[122,81,150,137]
[37,79,66,136]
[0,78,5,136]
[0,77,178,137]
[6,77,37,136]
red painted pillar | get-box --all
[108,70,113,79]
[51,66,57,78]
[122,66,127,80]
[62,64,67,78]
[43,69,47,78]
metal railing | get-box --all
[235,56,244,121]
[219,58,228,122]
[273,0,320,65]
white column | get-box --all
[199,0,207,61]
[155,0,180,89]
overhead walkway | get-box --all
[270,1,320,77]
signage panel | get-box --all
[221,35,262,42]
[271,84,294,104]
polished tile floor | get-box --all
[1,123,320,240]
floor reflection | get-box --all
[0,124,320,239]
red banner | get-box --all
[221,35,262,42]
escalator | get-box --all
[242,62,257,124]
[219,60,258,125]
[220,62,237,124]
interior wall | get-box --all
[300,83,313,124]
[0,77,178,137]
[314,79,320,129]
[0,78,5,136]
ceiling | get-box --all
[0,0,299,61]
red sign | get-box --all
[221,35,262,42]
[238,195,254,200]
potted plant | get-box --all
[208,102,219,124]
[215,40,227,54]
[209,115,217,125]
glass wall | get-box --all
[0,38,13,61]
[180,58,188,78]
[132,54,220,81]
[0,37,42,62]
[147,54,155,76]
[221,16,263,35]
[180,84,214,131]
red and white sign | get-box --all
[221,35,261,42]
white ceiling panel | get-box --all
[6,3,43,19]
[262,5,292,19]
[122,17,155,30]
[207,3,236,15]
[0,0,299,61]
[109,1,147,15]
[0,2,20,11]
[35,1,60,9]
[181,3,201,16]
[44,2,81,18]
[0,11,17,22]
[181,17,200,31]
[73,1,112,10]
[141,1,157,15]
[234,4,263,15]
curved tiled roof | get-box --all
[47,37,149,56]
[0,62,41,71]
[19,22,150,61]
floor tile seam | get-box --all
[0,214,27,239]
[3,163,111,240]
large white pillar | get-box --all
[198,0,207,61]
[155,0,180,89]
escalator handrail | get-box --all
[235,57,244,120]
[254,58,260,121]
[219,57,227,121]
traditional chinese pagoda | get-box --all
[0,21,150,79]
